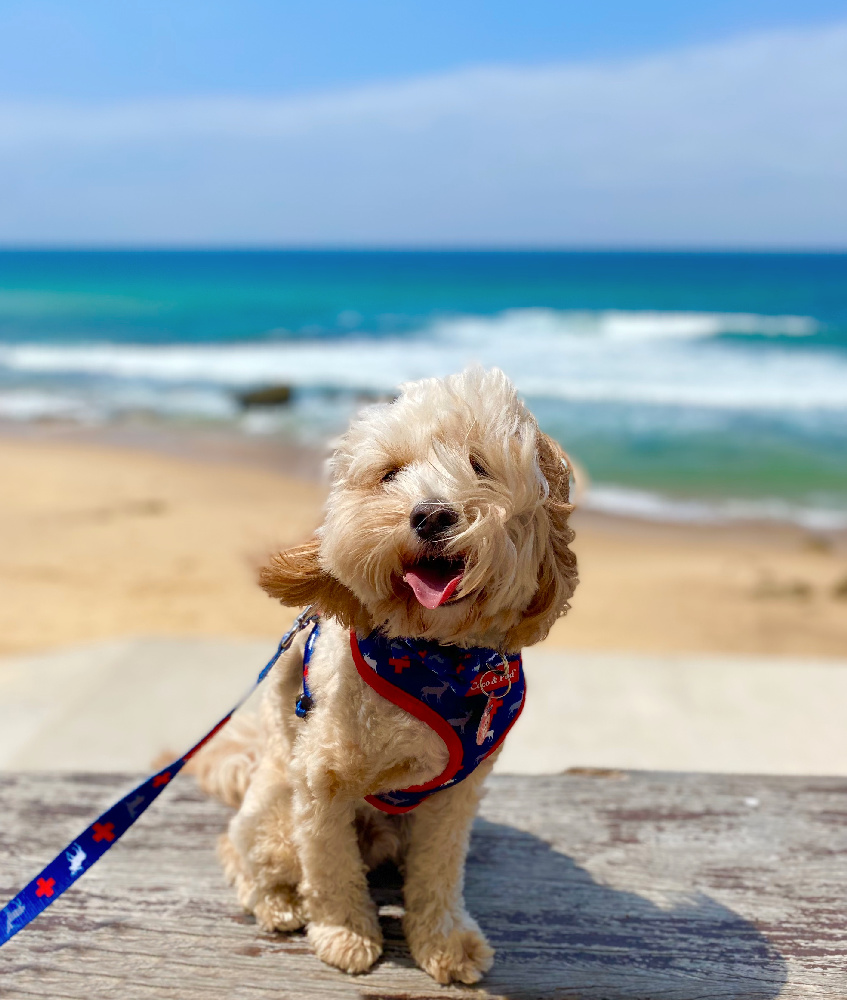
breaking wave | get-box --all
[0,308,842,413]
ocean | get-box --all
[1,250,846,529]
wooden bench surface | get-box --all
[0,770,844,999]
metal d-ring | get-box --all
[479,653,512,700]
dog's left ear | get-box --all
[505,430,578,649]
[259,536,371,632]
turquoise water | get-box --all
[1,250,846,527]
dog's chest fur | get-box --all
[273,617,449,797]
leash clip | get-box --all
[284,605,319,652]
[257,604,318,685]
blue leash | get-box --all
[0,605,317,949]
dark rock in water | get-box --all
[236,385,293,408]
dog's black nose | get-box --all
[410,500,459,541]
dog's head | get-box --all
[261,368,578,651]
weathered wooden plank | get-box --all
[0,771,845,999]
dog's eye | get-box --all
[470,456,490,478]
[381,468,399,484]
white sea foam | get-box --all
[431,308,820,343]
[0,390,99,423]
[0,309,840,413]
[583,484,847,531]
[0,385,238,424]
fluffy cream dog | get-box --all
[194,367,578,984]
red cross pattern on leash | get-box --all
[389,656,411,674]
[152,772,171,787]
[91,822,116,843]
[34,878,55,898]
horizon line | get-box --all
[2,244,847,255]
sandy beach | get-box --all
[1,427,845,659]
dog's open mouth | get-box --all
[403,557,465,609]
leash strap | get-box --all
[0,605,317,949]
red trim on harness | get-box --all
[350,631,463,814]
[365,797,416,815]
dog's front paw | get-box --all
[408,919,495,985]
[253,885,306,933]
[308,921,383,974]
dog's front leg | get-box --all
[402,764,495,984]
[292,775,383,974]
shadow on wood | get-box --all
[365,820,786,999]
[472,819,785,999]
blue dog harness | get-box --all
[297,622,525,813]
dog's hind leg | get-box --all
[187,710,262,809]
[402,762,495,985]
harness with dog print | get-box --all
[345,629,526,813]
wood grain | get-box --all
[0,771,844,999]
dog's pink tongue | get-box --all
[403,565,463,609]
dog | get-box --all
[193,367,578,984]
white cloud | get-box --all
[2,21,846,245]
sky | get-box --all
[1,1,847,247]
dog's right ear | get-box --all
[259,537,371,631]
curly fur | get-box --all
[195,367,578,984]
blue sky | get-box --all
[2,1,847,246]
[2,0,847,99]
